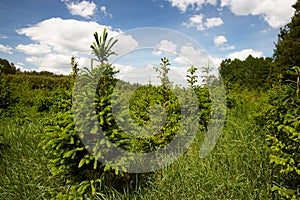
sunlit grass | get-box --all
[0,115,60,199]
[0,101,275,199]
[100,102,274,199]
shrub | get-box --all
[39,29,203,198]
[0,73,14,110]
[256,67,300,199]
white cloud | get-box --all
[16,43,52,55]
[117,64,160,85]
[153,40,177,55]
[183,14,205,30]
[25,54,73,74]
[209,56,223,67]
[227,49,263,60]
[65,0,97,18]
[16,17,139,74]
[213,36,235,51]
[220,0,296,28]
[220,45,235,51]
[113,33,139,56]
[0,44,13,54]
[205,17,224,28]
[183,14,224,30]
[174,46,221,85]
[16,18,103,55]
[114,63,189,87]
[100,6,107,14]
[16,62,24,66]
[174,43,210,67]
[15,62,32,72]
[167,0,217,12]
[100,6,112,17]
[214,36,227,45]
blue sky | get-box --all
[0,0,297,82]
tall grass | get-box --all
[0,99,274,199]
[0,114,59,199]
[98,102,274,199]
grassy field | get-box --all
[0,99,274,199]
[0,109,61,199]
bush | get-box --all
[256,80,300,199]
[0,73,14,110]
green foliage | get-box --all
[272,0,300,82]
[5,74,71,90]
[39,29,126,198]
[219,55,272,90]
[0,115,60,199]
[0,24,281,199]
[0,72,71,117]
[255,74,300,199]
[71,55,79,79]
[127,102,273,199]
[90,28,118,65]
[39,35,201,198]
[40,65,126,197]
[40,109,104,198]
[34,88,72,113]
[0,132,9,159]
[154,57,171,88]
[186,65,198,88]
[0,73,13,110]
[201,64,211,87]
[126,84,182,152]
[194,86,211,130]
[287,66,300,97]
[0,58,18,74]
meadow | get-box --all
[0,80,274,199]
[0,21,299,199]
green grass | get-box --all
[0,101,274,199]
[149,107,270,199]
[0,113,59,199]
[97,102,274,199]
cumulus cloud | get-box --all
[16,43,52,55]
[209,56,223,68]
[213,36,235,51]
[174,43,210,67]
[16,17,138,74]
[227,49,263,60]
[113,63,134,79]
[183,14,224,30]
[153,40,177,55]
[167,0,217,12]
[15,62,32,72]
[173,44,222,85]
[65,0,97,18]
[220,0,296,28]
[183,14,204,30]
[16,18,104,55]
[0,44,13,54]
[25,54,73,74]
[205,17,224,28]
[214,36,227,46]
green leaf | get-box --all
[78,158,85,168]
